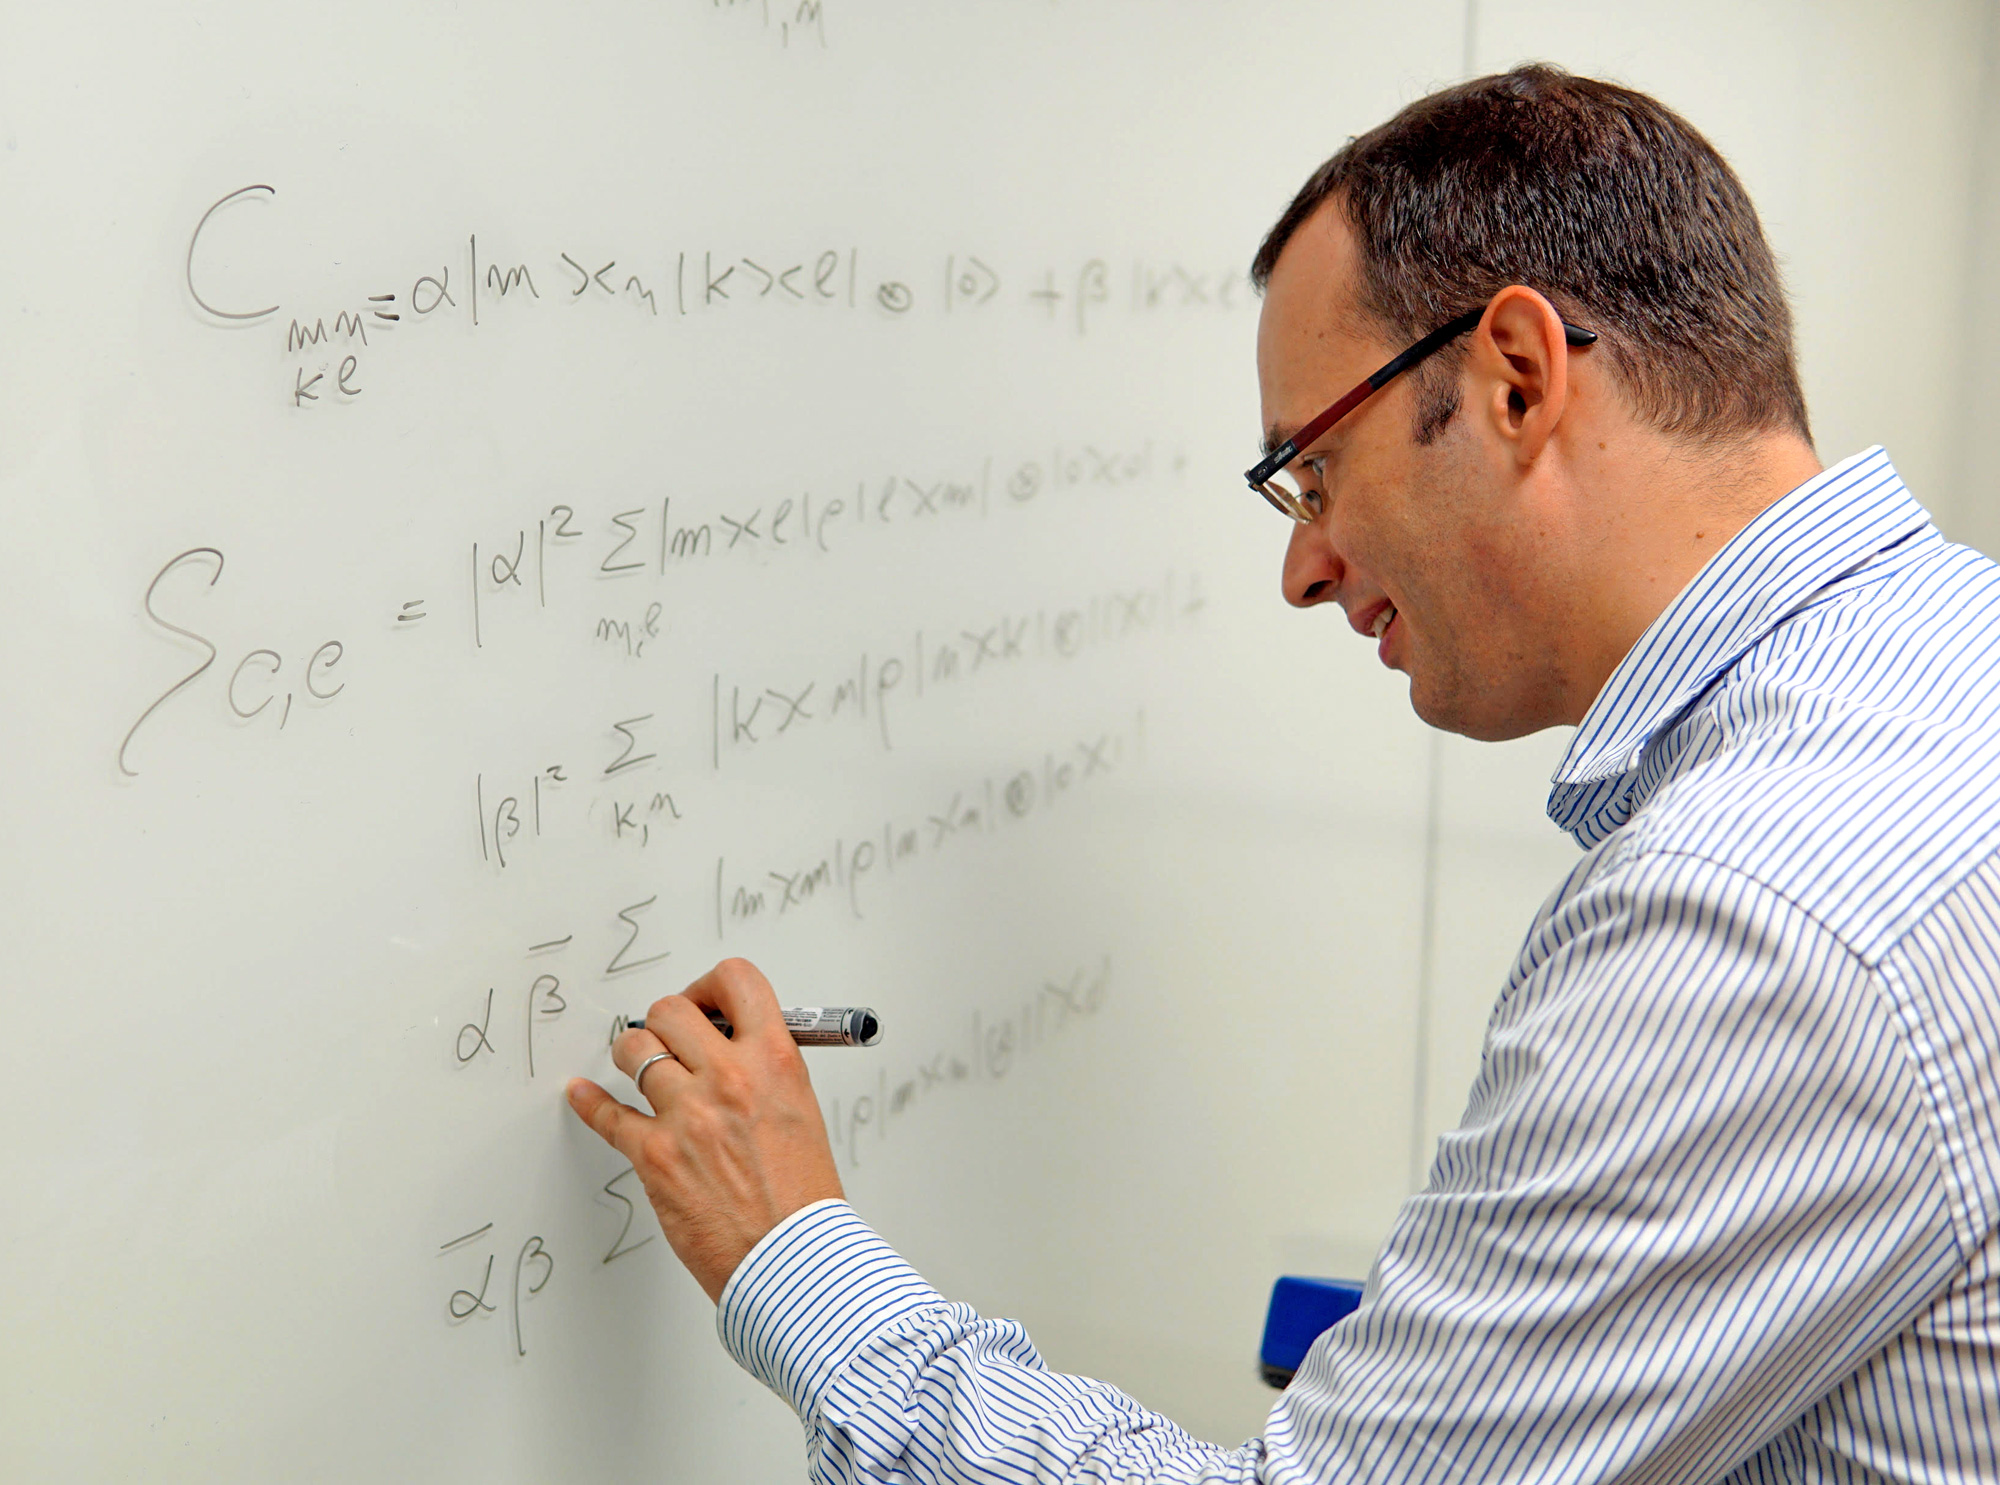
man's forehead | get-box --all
[1261,202,1369,333]
[1256,205,1386,452]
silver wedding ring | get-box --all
[632,1050,677,1095]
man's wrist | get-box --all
[715,1199,945,1419]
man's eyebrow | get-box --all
[1260,424,1298,460]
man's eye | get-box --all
[1300,457,1329,514]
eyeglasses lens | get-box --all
[1254,472,1313,524]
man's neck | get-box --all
[1561,430,1823,724]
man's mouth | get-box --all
[1371,604,1398,641]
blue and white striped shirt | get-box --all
[716,447,2000,1483]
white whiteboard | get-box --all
[0,4,1474,1478]
[13,1,1992,1477]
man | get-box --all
[568,67,2000,1481]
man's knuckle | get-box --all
[638,1130,676,1172]
[711,1065,754,1108]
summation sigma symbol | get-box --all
[183,185,1248,407]
[117,547,347,777]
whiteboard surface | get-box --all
[1,5,1463,1476]
[10,2,1990,1476]
[14,1,1995,1475]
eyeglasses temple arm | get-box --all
[1244,312,1596,487]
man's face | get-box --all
[1256,206,1568,741]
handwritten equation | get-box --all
[161,167,1191,1367]
[185,186,1249,406]
[716,711,1144,932]
[826,956,1112,1170]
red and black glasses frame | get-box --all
[1245,304,1599,521]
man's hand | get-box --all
[566,958,844,1302]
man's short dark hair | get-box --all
[1252,65,1811,446]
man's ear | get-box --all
[1470,286,1572,466]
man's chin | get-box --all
[1408,674,1548,743]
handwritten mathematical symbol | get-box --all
[766,683,815,732]
[1112,591,1153,630]
[561,253,618,298]
[397,599,427,623]
[486,261,539,298]
[1029,270,1062,318]
[490,531,525,588]
[293,368,322,405]
[1086,446,1122,483]
[602,509,646,575]
[778,263,805,298]
[441,1223,493,1253]
[457,988,497,1062]
[1042,967,1089,1024]
[528,934,573,953]
[811,249,842,298]
[524,973,566,1077]
[492,792,523,869]
[1077,734,1114,776]
[962,626,1002,667]
[600,1170,655,1263]
[448,1253,498,1320]
[512,1236,553,1358]
[412,267,454,315]
[606,896,670,977]
[904,479,940,516]
[705,253,734,303]
[624,276,657,314]
[741,258,775,296]
[1075,259,1110,334]
[1046,751,1077,797]
[1001,617,1028,659]
[927,793,964,845]
[369,291,400,323]
[731,688,763,744]
[649,791,681,819]
[719,508,763,547]
[1005,770,1038,816]
[613,802,647,846]
[604,714,656,777]
[948,255,1000,308]
[768,868,810,911]
[1173,265,1210,305]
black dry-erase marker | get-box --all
[624,1006,882,1048]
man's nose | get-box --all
[1281,517,1343,609]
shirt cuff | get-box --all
[716,1199,946,1420]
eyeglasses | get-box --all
[1245,304,1599,523]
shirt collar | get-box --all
[1547,447,1931,841]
